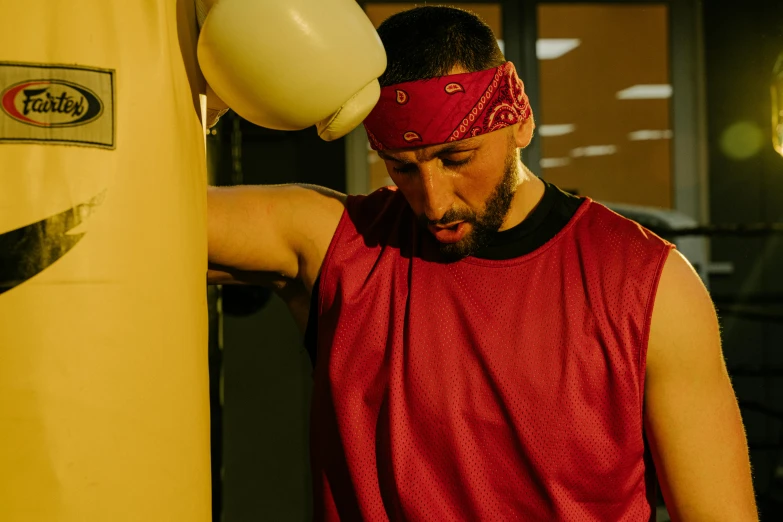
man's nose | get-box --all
[419,163,453,223]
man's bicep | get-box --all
[207,184,345,286]
[644,250,757,521]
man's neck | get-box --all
[499,164,546,232]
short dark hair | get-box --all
[377,6,506,87]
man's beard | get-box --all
[419,139,519,262]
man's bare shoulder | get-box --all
[644,249,757,520]
[648,249,717,359]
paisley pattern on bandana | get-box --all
[363,62,531,150]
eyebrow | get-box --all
[377,150,402,162]
[378,143,478,163]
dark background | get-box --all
[704,0,783,518]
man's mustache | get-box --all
[418,208,478,227]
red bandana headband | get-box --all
[363,61,532,151]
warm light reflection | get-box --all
[540,157,571,168]
[628,129,672,141]
[570,145,617,157]
[538,124,576,137]
[720,121,764,160]
[289,9,324,46]
[536,39,581,60]
[616,84,672,99]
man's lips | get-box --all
[428,222,468,243]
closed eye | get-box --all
[442,158,471,167]
[392,163,418,174]
[441,151,474,168]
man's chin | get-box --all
[434,224,499,262]
[436,236,477,262]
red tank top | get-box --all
[311,187,673,521]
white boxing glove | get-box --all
[197,0,386,140]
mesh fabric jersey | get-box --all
[309,184,672,521]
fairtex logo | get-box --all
[1,79,103,127]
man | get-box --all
[208,6,758,521]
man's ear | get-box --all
[514,116,536,148]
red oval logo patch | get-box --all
[1,79,103,127]
[395,89,409,104]
[403,131,421,142]
[445,83,465,94]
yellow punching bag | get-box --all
[0,1,211,521]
